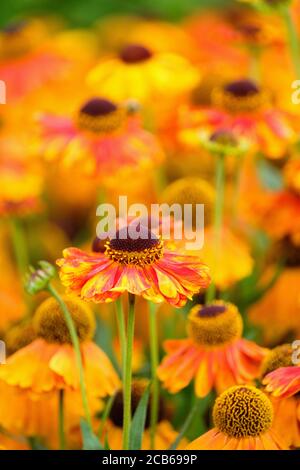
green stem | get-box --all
[205,154,225,303]
[47,284,92,428]
[115,297,126,379]
[98,392,116,439]
[169,399,200,450]
[249,46,261,83]
[58,390,65,450]
[281,5,300,78]
[122,293,135,450]
[232,154,245,224]
[9,218,28,279]
[149,302,159,450]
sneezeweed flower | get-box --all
[263,365,300,447]
[57,225,210,307]
[184,11,248,74]
[4,318,37,355]
[160,176,216,227]
[200,128,249,158]
[0,296,120,397]
[87,43,199,103]
[249,237,300,344]
[0,318,103,449]
[158,301,266,397]
[0,376,105,449]
[0,19,66,101]
[38,97,164,177]
[159,177,254,289]
[0,433,29,450]
[200,227,254,290]
[100,380,187,450]
[264,365,300,397]
[0,156,43,217]
[252,160,300,240]
[186,385,287,450]
[260,344,300,448]
[176,78,296,160]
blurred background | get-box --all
[0,0,232,26]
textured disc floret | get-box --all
[212,79,271,113]
[34,296,96,344]
[260,344,293,378]
[77,98,125,133]
[187,301,243,347]
[213,385,273,438]
[120,44,153,63]
[105,226,163,266]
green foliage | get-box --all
[0,0,233,28]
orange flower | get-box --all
[0,155,43,217]
[100,380,187,450]
[0,19,66,101]
[264,365,300,398]
[260,345,300,448]
[0,296,120,397]
[57,225,210,307]
[186,385,287,450]
[252,160,300,240]
[200,227,254,289]
[158,301,266,397]
[170,79,297,160]
[38,98,164,177]
[263,365,300,448]
[0,432,29,450]
[0,381,100,449]
[87,43,199,103]
[249,238,300,345]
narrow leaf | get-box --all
[129,384,150,450]
[81,419,103,450]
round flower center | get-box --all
[160,177,215,227]
[212,79,270,113]
[120,44,153,64]
[77,98,125,133]
[5,320,36,356]
[187,301,243,347]
[34,296,95,344]
[105,225,163,267]
[110,380,168,428]
[271,237,300,267]
[261,344,293,378]
[213,385,273,438]
[225,79,259,98]
[0,21,32,58]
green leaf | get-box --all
[129,384,150,450]
[81,419,104,450]
[27,436,48,450]
[257,159,283,191]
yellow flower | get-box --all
[87,44,199,103]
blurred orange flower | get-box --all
[38,98,164,177]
